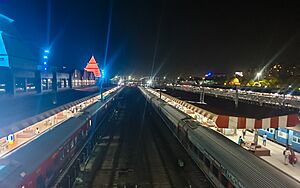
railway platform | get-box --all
[225,130,300,182]
[150,88,300,183]
[0,86,119,158]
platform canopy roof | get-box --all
[154,90,300,129]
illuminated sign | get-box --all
[6,134,14,144]
[0,32,9,67]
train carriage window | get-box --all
[36,176,45,188]
[192,145,198,154]
[46,168,53,179]
[292,136,300,144]
[204,157,210,168]
[199,151,204,161]
[221,174,229,187]
[188,139,193,148]
[75,136,78,144]
[60,150,65,160]
[71,140,74,149]
[212,165,219,177]
[292,136,297,143]
[28,181,33,187]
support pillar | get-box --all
[234,86,239,108]
[69,73,72,89]
[35,70,42,93]
[52,71,57,92]
[6,69,15,95]
[253,129,259,146]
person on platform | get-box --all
[35,127,40,135]
[242,129,246,138]
[283,146,291,165]
[262,133,267,146]
[238,136,243,146]
[289,147,297,166]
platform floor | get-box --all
[224,130,300,182]
[0,87,116,158]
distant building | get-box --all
[203,72,227,85]
[0,14,96,96]
[0,14,39,95]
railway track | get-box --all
[88,87,211,187]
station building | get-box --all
[0,14,96,96]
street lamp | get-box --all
[256,72,262,81]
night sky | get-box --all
[1,0,300,78]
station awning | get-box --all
[159,91,299,129]
[215,114,299,129]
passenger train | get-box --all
[0,87,122,188]
[140,87,300,188]
[258,128,300,152]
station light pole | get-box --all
[100,69,105,101]
[256,71,262,84]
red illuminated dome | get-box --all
[84,56,101,77]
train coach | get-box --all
[0,88,122,188]
[140,87,300,188]
[258,128,300,152]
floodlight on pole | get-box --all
[256,72,262,77]
[256,71,262,81]
[147,79,153,85]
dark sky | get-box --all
[1,0,300,78]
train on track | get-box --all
[0,87,122,188]
[258,128,300,152]
[140,87,300,188]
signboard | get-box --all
[6,134,14,144]
[0,56,9,67]
[0,33,9,67]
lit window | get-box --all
[292,136,298,143]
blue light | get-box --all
[0,165,6,171]
[44,67,47,71]
[207,71,213,77]
[44,49,50,53]
[43,55,48,59]
[101,69,105,78]
[43,62,47,65]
